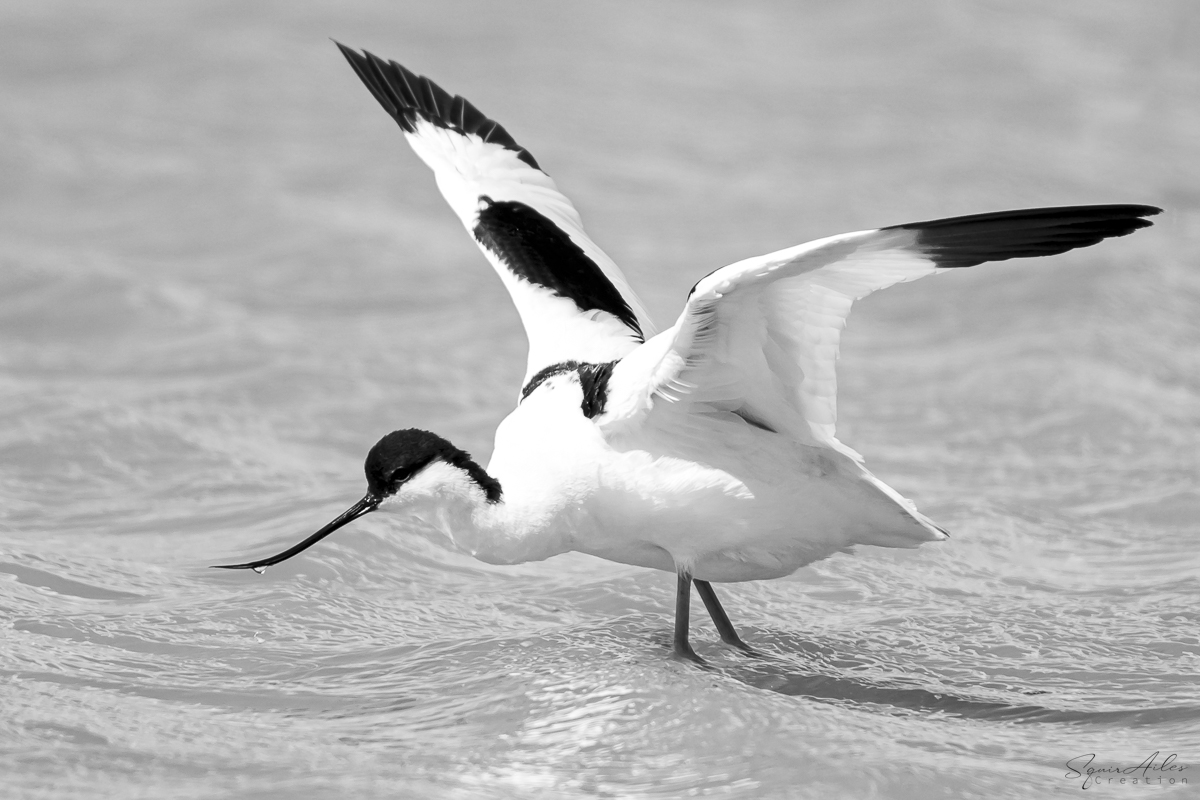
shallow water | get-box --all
[2,2,1199,798]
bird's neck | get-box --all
[397,460,570,565]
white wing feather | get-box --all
[405,118,657,378]
[605,202,1160,454]
[605,227,939,456]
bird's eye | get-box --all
[382,456,436,494]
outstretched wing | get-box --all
[337,44,655,384]
[604,204,1160,456]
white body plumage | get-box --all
[395,363,943,582]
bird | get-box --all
[214,43,1160,661]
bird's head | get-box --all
[214,428,501,572]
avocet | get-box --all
[216,45,1159,660]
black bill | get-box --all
[212,494,379,572]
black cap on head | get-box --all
[365,429,502,503]
[365,429,456,497]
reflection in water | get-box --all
[731,654,1200,727]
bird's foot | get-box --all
[672,640,706,665]
[722,636,763,658]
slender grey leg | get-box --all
[694,579,753,652]
[673,569,700,661]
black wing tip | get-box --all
[334,43,541,170]
[888,203,1163,231]
[210,562,264,571]
[888,204,1163,269]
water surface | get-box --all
[2,2,1198,797]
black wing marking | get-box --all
[520,360,617,419]
[475,198,644,339]
[885,204,1161,268]
[336,42,540,169]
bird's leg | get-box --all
[673,569,701,662]
[693,579,754,652]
